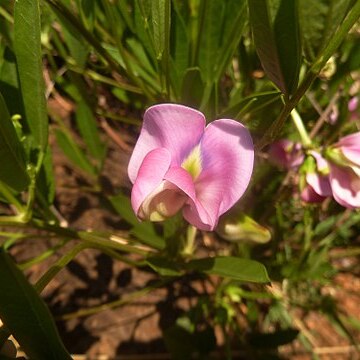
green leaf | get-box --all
[170,1,190,90]
[181,67,204,108]
[186,256,270,283]
[146,256,182,276]
[214,0,247,80]
[134,0,157,62]
[36,146,55,205]
[75,101,105,164]
[221,90,282,118]
[0,249,72,360]
[61,19,89,69]
[55,128,96,176]
[14,0,48,151]
[0,47,25,118]
[151,0,166,59]
[0,92,29,191]
[79,0,96,30]
[248,0,301,96]
[197,0,224,82]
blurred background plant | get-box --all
[0,0,360,359]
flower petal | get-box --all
[306,173,332,197]
[348,97,358,112]
[131,148,171,216]
[310,151,328,172]
[301,185,326,203]
[163,166,215,230]
[341,148,360,167]
[195,119,254,221]
[329,164,360,208]
[138,181,187,221]
[336,132,360,148]
[128,104,205,183]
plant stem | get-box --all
[34,242,87,293]
[291,109,312,147]
[57,279,171,320]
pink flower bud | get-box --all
[268,140,304,169]
[300,152,332,203]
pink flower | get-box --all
[128,104,254,231]
[300,152,332,203]
[326,132,360,208]
[268,140,304,169]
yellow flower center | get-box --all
[181,145,202,180]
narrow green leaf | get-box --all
[214,0,247,80]
[248,0,301,96]
[170,0,190,88]
[75,101,105,164]
[79,0,96,30]
[273,0,301,95]
[0,249,72,360]
[0,47,25,118]
[186,256,270,283]
[134,0,157,62]
[220,91,282,118]
[61,20,89,69]
[151,0,166,59]
[0,92,29,191]
[248,0,284,92]
[146,256,182,276]
[197,0,224,82]
[181,67,204,108]
[55,128,96,176]
[36,146,55,205]
[14,0,48,150]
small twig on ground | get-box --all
[100,118,133,153]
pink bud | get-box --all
[268,140,304,169]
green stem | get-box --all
[181,225,197,257]
[78,232,149,256]
[34,243,88,293]
[255,72,315,150]
[0,6,13,23]
[255,2,360,150]
[291,109,312,147]
[67,64,142,94]
[19,239,68,270]
[57,279,171,320]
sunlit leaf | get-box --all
[186,256,270,283]
[14,0,48,151]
